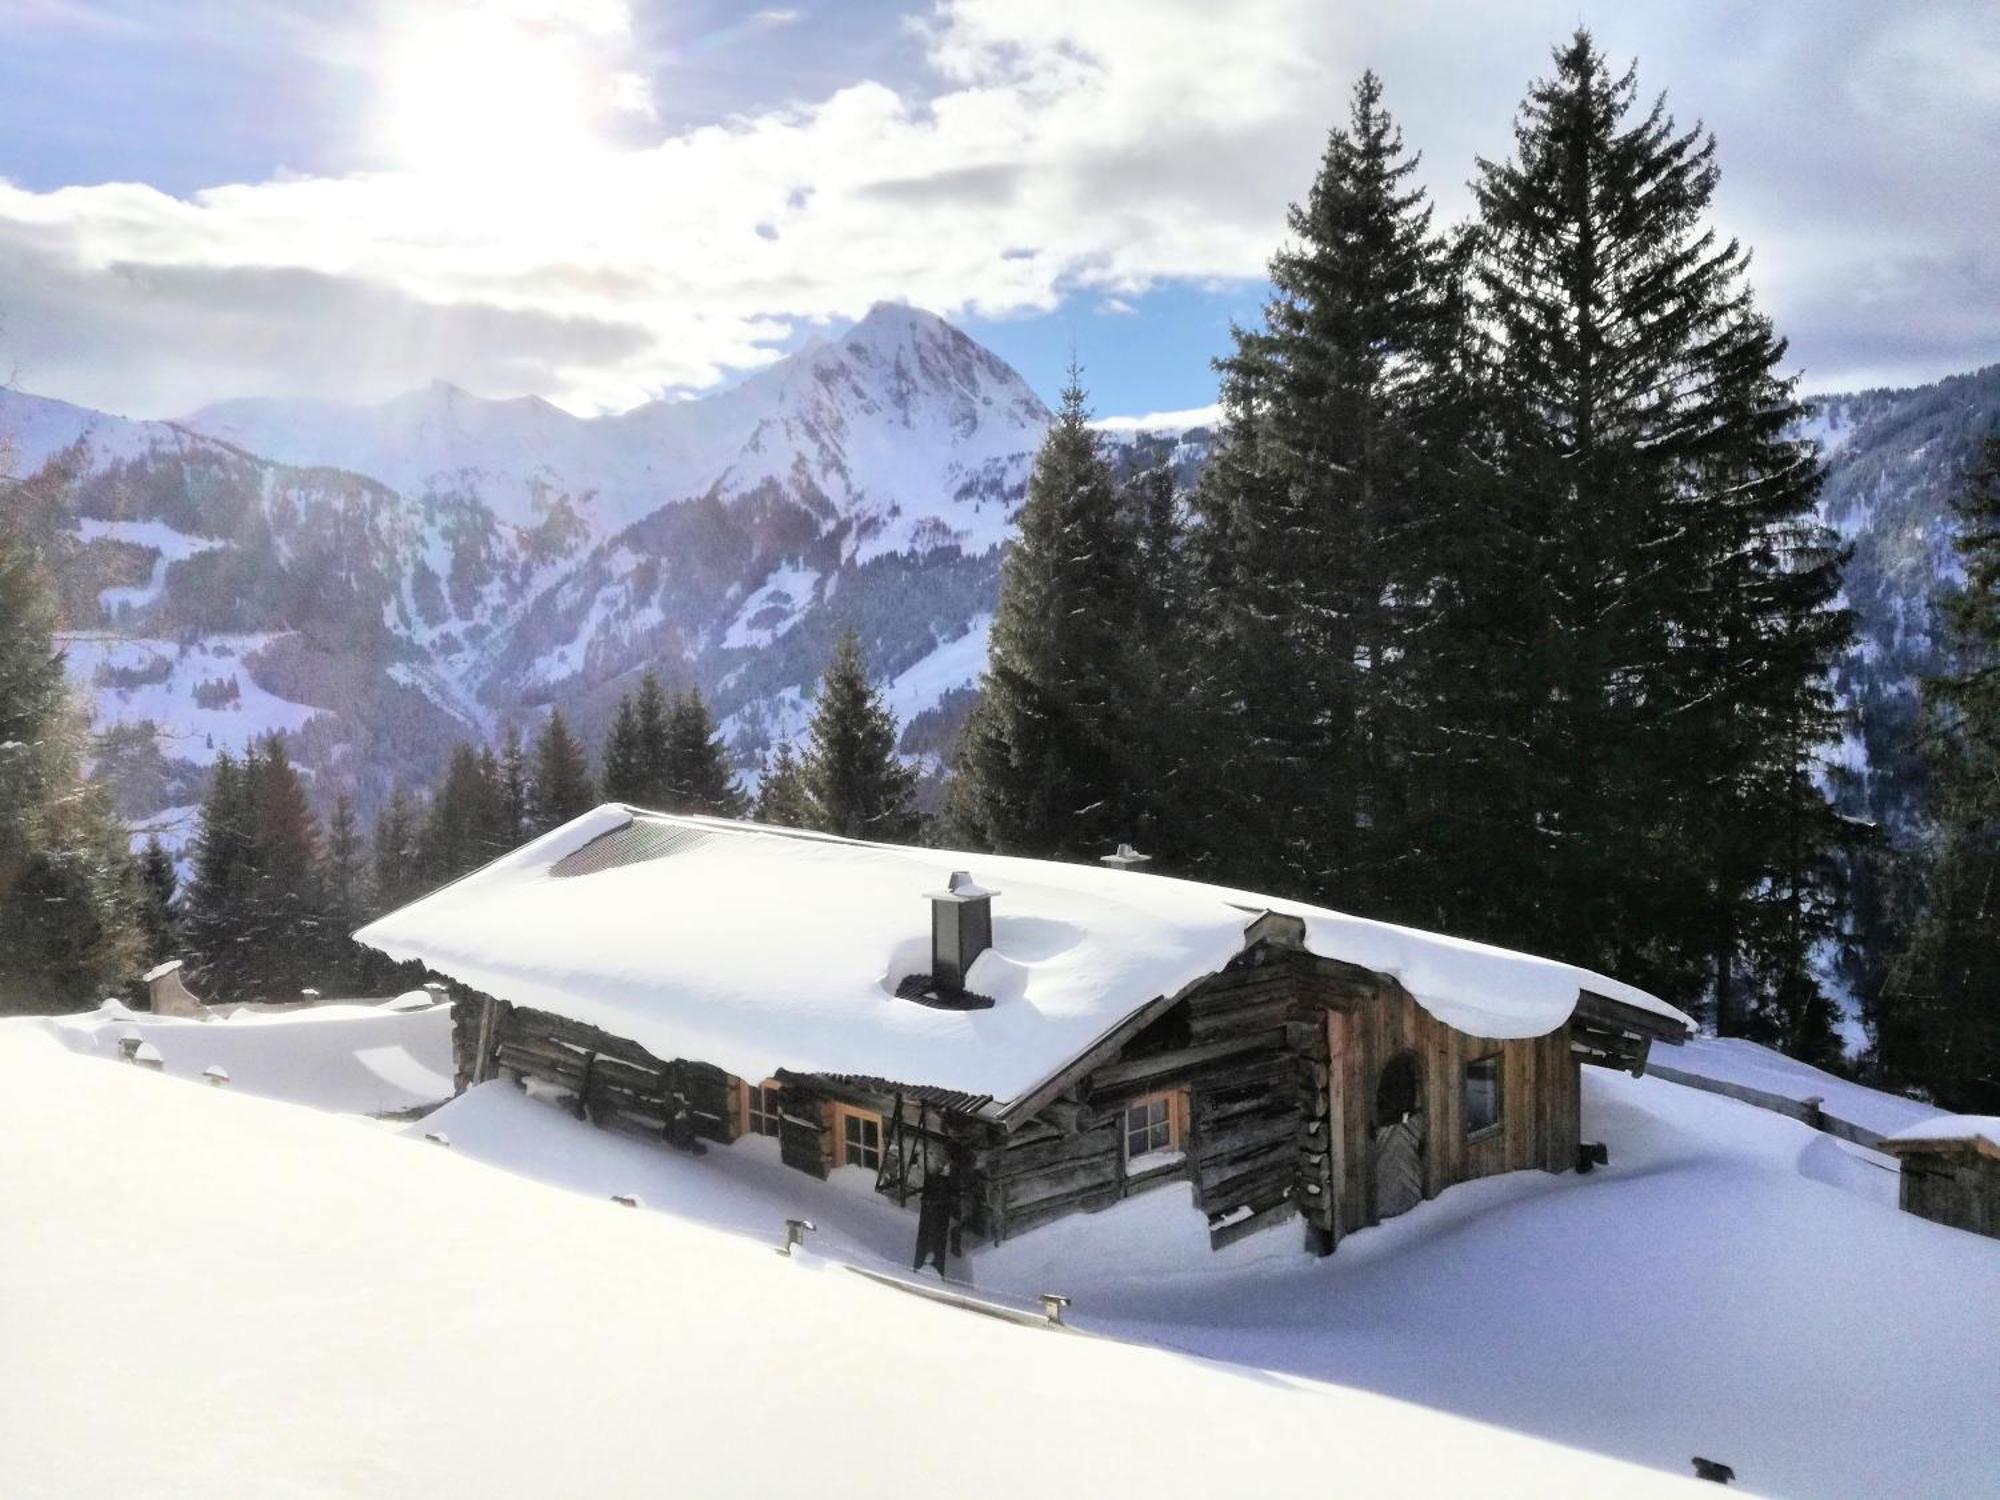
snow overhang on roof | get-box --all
[354,805,1694,1109]
[1881,1115,2000,1160]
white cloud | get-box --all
[0,0,1995,416]
[1094,402,1222,434]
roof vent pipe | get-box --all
[1100,843,1151,870]
[929,872,996,992]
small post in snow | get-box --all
[1099,843,1151,871]
[131,1041,164,1072]
[422,1132,452,1149]
[778,1218,816,1256]
[1039,1292,1070,1327]
[610,1194,641,1208]
[202,1065,230,1088]
[1691,1457,1736,1485]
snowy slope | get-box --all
[36,998,454,1116]
[0,1025,1705,1500]
[419,1058,2000,1500]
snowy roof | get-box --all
[1881,1115,2000,1158]
[355,806,1693,1109]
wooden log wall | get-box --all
[1898,1151,2000,1239]
[483,1001,736,1148]
[1310,968,1578,1237]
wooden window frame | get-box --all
[1463,1053,1503,1141]
[1122,1088,1188,1174]
[739,1078,783,1140]
[831,1102,884,1172]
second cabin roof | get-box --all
[355,805,1693,1110]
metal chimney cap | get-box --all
[929,870,997,902]
[1101,843,1151,868]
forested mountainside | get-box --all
[0,307,1986,852]
[1812,363,2000,836]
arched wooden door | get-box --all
[1372,1050,1425,1220]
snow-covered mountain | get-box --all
[5,302,1986,851]
[184,302,1050,554]
[2,304,1058,834]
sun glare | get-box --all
[385,10,599,179]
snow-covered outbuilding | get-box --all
[356,806,1694,1254]
[1880,1117,2000,1239]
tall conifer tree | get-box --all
[1191,70,1456,902]
[801,630,917,841]
[948,368,1153,859]
[529,709,596,831]
[662,687,745,816]
[1454,32,1848,1019]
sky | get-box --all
[0,0,1995,423]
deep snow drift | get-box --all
[0,1027,1704,1500]
[36,998,453,1115]
[415,1053,2000,1500]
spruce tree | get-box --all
[1454,31,1849,1017]
[372,788,421,911]
[756,741,812,828]
[136,835,179,965]
[801,629,918,841]
[1190,70,1457,902]
[418,744,502,881]
[662,687,745,816]
[528,709,596,831]
[1883,436,2000,1107]
[497,727,529,847]
[948,368,1154,859]
[0,495,142,1012]
[323,794,366,941]
[600,692,647,804]
[182,752,256,998]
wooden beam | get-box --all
[1083,1030,1287,1094]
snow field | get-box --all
[0,1026,1705,1499]
[39,999,454,1116]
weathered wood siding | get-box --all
[1897,1149,2000,1239]
[1312,969,1577,1237]
[483,1000,735,1146]
[984,950,1584,1250]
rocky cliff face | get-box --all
[5,306,1987,858]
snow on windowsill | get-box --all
[1127,1148,1186,1177]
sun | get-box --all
[384,9,598,179]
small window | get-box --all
[1464,1054,1501,1138]
[745,1081,782,1138]
[841,1111,882,1171]
[1123,1090,1183,1170]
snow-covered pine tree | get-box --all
[662,687,745,817]
[755,741,812,828]
[1883,436,2000,1108]
[528,709,596,831]
[1189,70,1458,903]
[1462,31,1850,1019]
[801,629,917,841]
[947,368,1153,859]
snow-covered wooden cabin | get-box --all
[357,805,1693,1254]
